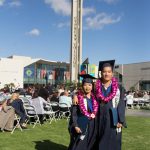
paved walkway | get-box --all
[126,109,150,117]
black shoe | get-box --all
[4,129,12,132]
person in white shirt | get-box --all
[30,91,48,124]
[143,92,150,100]
[59,91,72,110]
[126,92,134,109]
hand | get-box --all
[117,123,123,128]
[73,95,78,105]
[75,127,82,133]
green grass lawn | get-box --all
[122,116,150,150]
[0,116,150,150]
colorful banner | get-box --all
[88,64,96,77]
[80,64,96,77]
[55,68,65,81]
[80,64,96,82]
[24,65,35,78]
[80,64,87,75]
[64,71,70,81]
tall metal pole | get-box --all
[70,0,83,83]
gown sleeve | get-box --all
[117,85,127,127]
[70,105,79,128]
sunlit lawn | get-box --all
[0,116,150,150]
[122,116,150,150]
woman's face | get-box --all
[83,82,93,94]
[101,66,113,82]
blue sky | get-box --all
[0,0,150,65]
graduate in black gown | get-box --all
[95,60,126,150]
[68,74,98,150]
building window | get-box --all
[141,67,150,70]
[139,81,150,90]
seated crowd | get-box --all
[125,90,150,108]
[0,84,75,132]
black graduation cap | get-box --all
[99,60,115,72]
[79,74,96,84]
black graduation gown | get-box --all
[68,103,97,150]
[97,85,126,150]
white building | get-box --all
[0,55,39,88]
[0,55,70,89]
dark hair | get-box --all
[102,63,113,71]
[32,91,39,99]
[78,82,95,97]
[60,92,65,96]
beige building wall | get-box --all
[115,61,150,91]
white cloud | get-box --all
[45,0,71,16]
[57,21,70,28]
[83,7,96,16]
[26,28,40,36]
[85,13,121,30]
[0,0,5,6]
[45,0,95,16]
[99,0,119,4]
[9,0,21,7]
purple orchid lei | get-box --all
[96,77,118,102]
[77,91,98,119]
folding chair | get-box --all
[20,97,31,105]
[11,114,22,134]
[25,95,32,99]
[127,99,134,109]
[19,95,25,99]
[44,103,57,124]
[50,102,60,120]
[59,103,71,121]
[24,104,41,128]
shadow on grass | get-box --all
[34,140,67,150]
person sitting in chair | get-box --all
[0,94,15,132]
[7,92,28,129]
[30,91,48,124]
[59,90,72,112]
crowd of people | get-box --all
[0,83,76,132]
[124,90,150,108]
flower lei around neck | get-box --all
[77,91,98,119]
[96,77,118,103]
